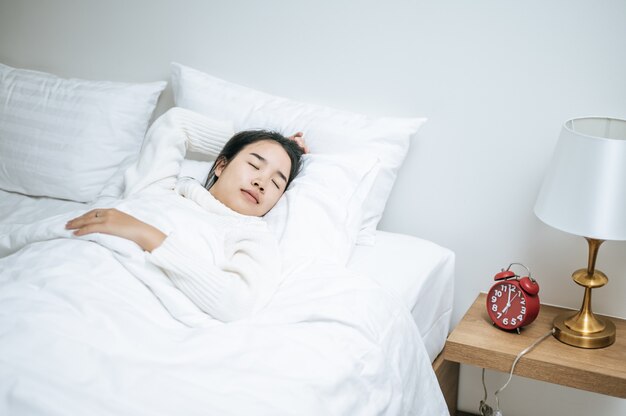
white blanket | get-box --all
[0,231,448,415]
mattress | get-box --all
[0,188,454,363]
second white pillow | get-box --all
[0,63,166,202]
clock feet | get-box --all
[491,322,523,335]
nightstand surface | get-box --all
[444,293,626,398]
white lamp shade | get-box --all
[534,117,626,241]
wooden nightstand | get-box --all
[444,293,626,398]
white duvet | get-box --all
[0,229,447,415]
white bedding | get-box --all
[0,189,450,415]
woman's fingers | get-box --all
[287,132,309,154]
[71,223,103,236]
[295,138,309,154]
[65,209,107,232]
[65,210,93,227]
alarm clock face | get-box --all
[487,282,528,330]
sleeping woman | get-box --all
[5,108,306,323]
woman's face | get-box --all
[209,140,292,217]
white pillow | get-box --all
[179,159,214,185]
[264,153,379,271]
[0,63,166,202]
[170,62,426,245]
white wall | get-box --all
[1,1,624,414]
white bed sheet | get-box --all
[0,189,451,415]
[0,190,86,231]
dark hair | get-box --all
[204,130,304,190]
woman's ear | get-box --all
[214,157,227,177]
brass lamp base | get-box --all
[553,313,616,348]
[552,238,617,349]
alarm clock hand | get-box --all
[502,292,520,314]
[501,288,513,314]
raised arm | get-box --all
[122,107,234,197]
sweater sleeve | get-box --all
[122,107,234,197]
[145,224,282,322]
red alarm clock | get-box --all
[486,263,540,332]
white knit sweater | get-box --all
[126,108,283,322]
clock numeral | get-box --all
[488,281,532,329]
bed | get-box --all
[0,62,455,415]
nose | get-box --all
[252,178,265,193]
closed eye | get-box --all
[272,179,280,189]
[248,162,259,170]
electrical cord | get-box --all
[479,328,555,416]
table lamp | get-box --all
[534,116,626,348]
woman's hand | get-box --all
[287,132,309,154]
[65,208,166,252]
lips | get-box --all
[241,189,259,204]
